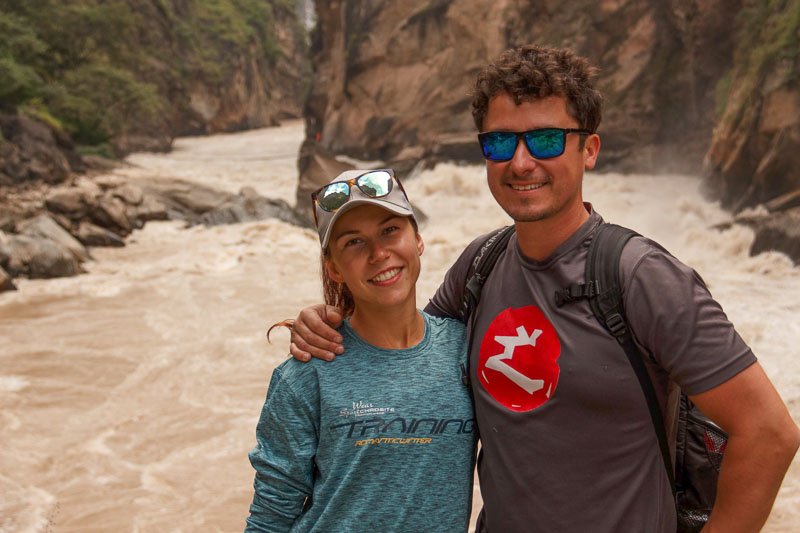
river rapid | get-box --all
[1,120,798,532]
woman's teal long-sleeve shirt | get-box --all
[245,313,477,532]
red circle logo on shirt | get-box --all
[477,306,561,412]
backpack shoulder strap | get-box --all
[584,223,677,493]
[459,225,516,323]
[458,225,515,387]
[586,223,638,337]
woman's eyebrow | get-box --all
[333,214,403,242]
[379,214,401,225]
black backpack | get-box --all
[461,223,725,533]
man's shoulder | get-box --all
[620,234,693,276]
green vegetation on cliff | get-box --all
[715,0,800,119]
[0,0,304,152]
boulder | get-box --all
[196,187,311,228]
[45,187,91,219]
[90,193,134,235]
[0,265,16,292]
[134,177,311,228]
[76,221,126,247]
[17,214,91,262]
[765,188,800,213]
[134,192,169,222]
[139,179,229,218]
[0,233,83,279]
[737,207,800,265]
[112,183,144,206]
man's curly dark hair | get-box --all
[471,45,603,133]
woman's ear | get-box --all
[325,258,345,284]
[416,233,424,256]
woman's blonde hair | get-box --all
[320,249,356,319]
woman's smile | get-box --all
[370,267,403,285]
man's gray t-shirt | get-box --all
[426,209,756,532]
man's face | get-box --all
[482,93,600,224]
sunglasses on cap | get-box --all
[477,127,592,162]
[311,169,409,224]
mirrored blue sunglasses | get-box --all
[477,127,591,162]
[311,169,398,213]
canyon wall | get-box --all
[0,0,310,186]
[297,0,799,236]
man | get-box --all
[288,45,799,532]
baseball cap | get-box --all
[312,169,416,249]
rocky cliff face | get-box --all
[299,0,740,206]
[704,0,800,212]
[110,0,310,153]
[0,0,309,173]
[0,111,85,187]
[298,0,799,261]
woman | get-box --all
[245,169,477,532]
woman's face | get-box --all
[325,204,423,313]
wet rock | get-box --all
[133,177,311,228]
[0,265,16,292]
[737,207,800,265]
[112,183,144,206]
[45,187,91,219]
[17,214,91,262]
[765,188,800,213]
[196,187,311,228]
[0,233,83,279]
[134,193,169,222]
[91,193,134,235]
[94,174,128,190]
[76,221,125,247]
[139,179,228,218]
[0,172,315,286]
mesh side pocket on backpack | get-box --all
[675,395,727,533]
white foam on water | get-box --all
[85,428,117,456]
[0,482,56,533]
[0,375,29,392]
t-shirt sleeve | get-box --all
[622,239,757,396]
[424,233,494,320]
[245,365,320,532]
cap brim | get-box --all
[319,198,415,249]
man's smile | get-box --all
[510,182,547,191]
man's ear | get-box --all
[583,133,601,170]
[416,233,424,256]
[325,258,344,283]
